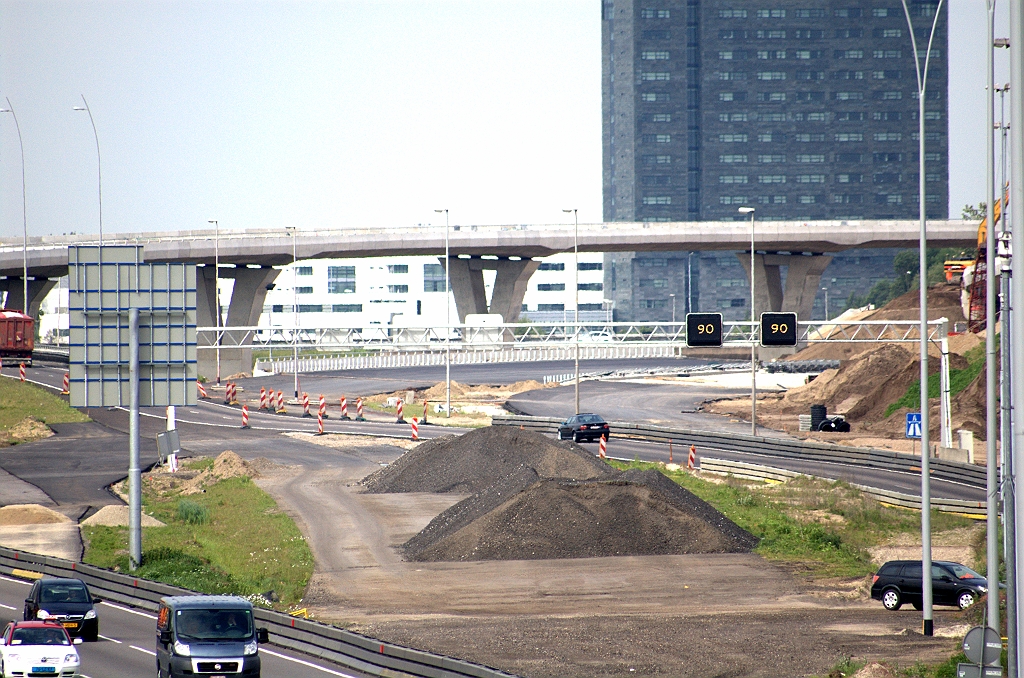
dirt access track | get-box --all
[255,434,962,678]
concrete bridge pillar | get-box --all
[737,252,833,355]
[0,277,57,318]
[196,265,280,380]
[441,257,540,323]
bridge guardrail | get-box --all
[698,458,987,515]
[491,415,987,492]
[0,546,518,678]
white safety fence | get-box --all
[256,344,680,374]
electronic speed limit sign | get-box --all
[685,313,723,347]
[760,312,798,346]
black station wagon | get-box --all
[870,560,987,611]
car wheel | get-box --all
[881,588,902,611]
[912,601,923,611]
[85,628,98,642]
[572,432,581,443]
[958,591,977,610]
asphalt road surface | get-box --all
[0,574,370,678]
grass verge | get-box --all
[885,340,988,418]
[609,459,974,578]
[0,378,89,445]
[81,461,313,606]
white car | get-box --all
[0,621,81,677]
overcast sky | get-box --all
[0,1,1010,241]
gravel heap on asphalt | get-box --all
[360,426,613,495]
[404,468,757,561]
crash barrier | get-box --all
[0,547,519,678]
[764,360,840,374]
[699,458,987,515]
[491,415,989,492]
[257,344,680,374]
[28,344,70,364]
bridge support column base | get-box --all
[197,266,280,380]
[1,278,57,317]
[442,257,540,323]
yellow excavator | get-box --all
[950,190,1008,332]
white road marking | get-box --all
[0,603,16,610]
[260,648,361,677]
[100,601,156,619]
[0,575,30,586]
[98,634,122,643]
[130,644,156,656]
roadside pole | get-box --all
[985,0,1000,636]
[1011,0,1024,661]
[128,308,142,571]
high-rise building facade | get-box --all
[602,0,948,320]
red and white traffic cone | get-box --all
[422,401,428,425]
[318,394,328,419]
[276,390,286,413]
[61,372,70,395]
[241,405,250,429]
[355,398,365,421]
[669,440,673,464]
[19,363,25,382]
[317,409,324,435]
[687,444,697,471]
[410,417,419,441]
[223,382,232,405]
[395,398,405,424]
[259,388,267,410]
[340,396,349,419]
[302,392,312,417]
[599,435,607,460]
[197,380,208,399]
[228,382,239,405]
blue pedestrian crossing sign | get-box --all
[906,412,922,439]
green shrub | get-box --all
[177,499,210,525]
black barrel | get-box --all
[810,404,828,431]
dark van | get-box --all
[156,595,269,678]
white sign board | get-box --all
[68,246,197,407]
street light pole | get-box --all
[564,209,579,414]
[72,95,102,246]
[435,209,451,418]
[287,227,298,398]
[901,0,944,637]
[208,221,220,386]
[670,294,676,324]
[821,287,829,322]
[739,206,756,436]
[0,98,28,316]
[686,252,694,314]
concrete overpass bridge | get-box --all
[0,219,975,375]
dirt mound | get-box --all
[2,417,53,446]
[213,450,251,479]
[361,427,613,495]
[81,505,165,527]
[420,381,471,400]
[141,451,259,497]
[404,468,757,562]
[0,504,69,526]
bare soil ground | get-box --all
[257,433,964,678]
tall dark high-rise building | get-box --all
[601,0,948,321]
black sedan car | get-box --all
[870,560,987,611]
[557,413,611,443]
[23,577,102,641]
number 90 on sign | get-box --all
[760,312,798,347]
[685,313,723,347]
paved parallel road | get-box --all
[0,575,370,678]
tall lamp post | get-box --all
[739,206,756,436]
[669,294,676,324]
[821,287,829,322]
[287,227,298,398]
[0,98,27,316]
[208,221,220,385]
[564,209,579,414]
[434,209,451,418]
[72,95,102,246]
[901,0,945,638]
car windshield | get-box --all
[947,563,984,580]
[40,583,89,604]
[578,415,604,424]
[11,628,70,646]
[175,609,253,641]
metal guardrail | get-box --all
[28,344,70,364]
[0,546,519,678]
[699,458,987,515]
[491,415,988,491]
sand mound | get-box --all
[852,663,897,678]
[420,381,471,400]
[141,451,258,497]
[81,505,166,527]
[361,427,613,495]
[404,468,757,562]
[3,418,53,445]
[0,504,70,526]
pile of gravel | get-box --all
[404,468,756,562]
[361,426,613,495]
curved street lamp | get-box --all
[0,98,27,316]
[72,95,102,246]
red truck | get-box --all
[0,310,34,366]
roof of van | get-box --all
[160,595,252,610]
